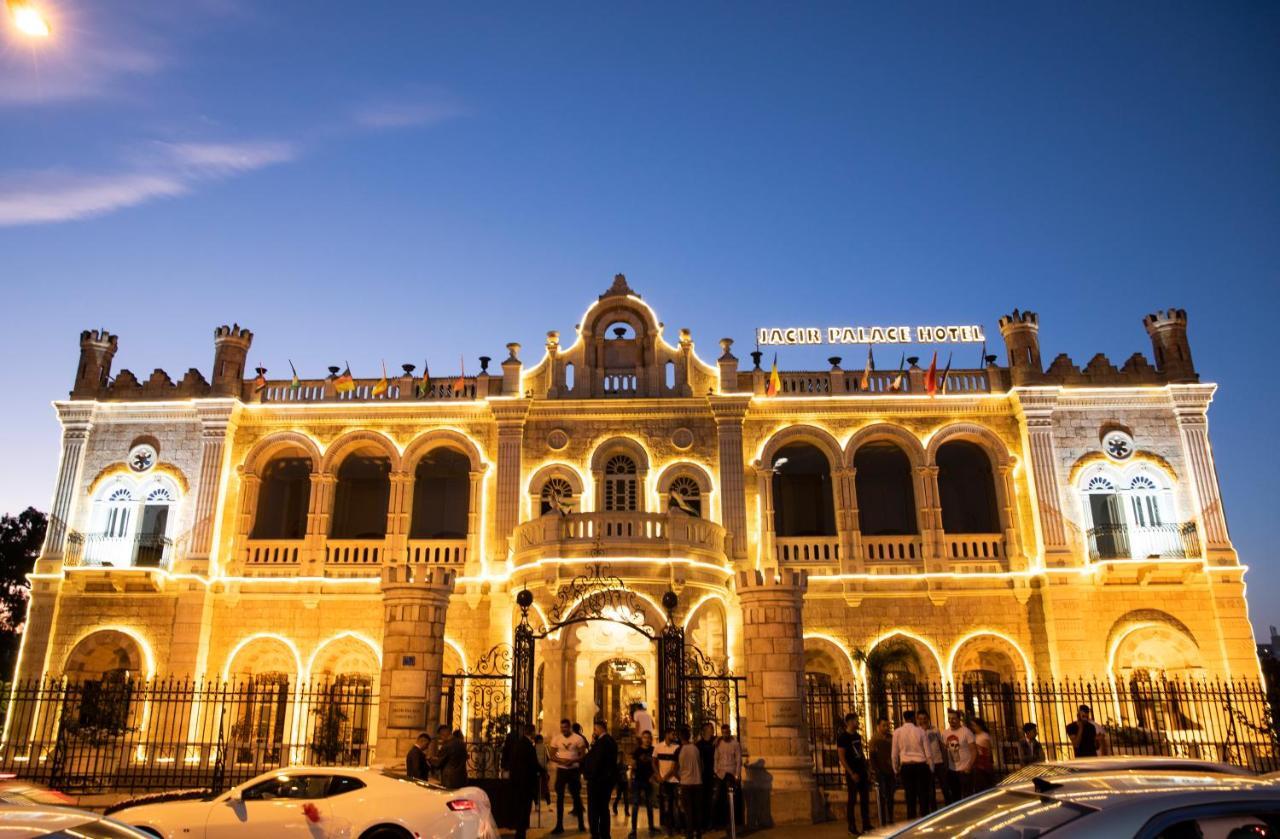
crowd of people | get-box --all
[409,702,747,839]
[836,703,1106,836]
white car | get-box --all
[109,766,499,839]
[0,803,155,838]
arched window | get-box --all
[936,440,1000,534]
[252,456,312,539]
[101,485,134,540]
[603,455,638,512]
[1127,473,1166,528]
[853,442,916,536]
[410,449,470,539]
[330,455,391,539]
[1080,466,1179,560]
[667,475,702,517]
[539,477,575,516]
[772,443,836,537]
[90,478,179,567]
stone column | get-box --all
[465,468,487,573]
[844,467,864,572]
[737,569,817,826]
[753,464,777,571]
[183,401,236,574]
[42,404,94,563]
[377,567,456,761]
[1170,385,1235,564]
[711,397,750,561]
[996,463,1026,570]
[491,403,529,565]
[1012,388,1074,566]
[386,471,412,564]
[308,474,337,570]
[915,465,941,569]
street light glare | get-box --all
[10,2,51,38]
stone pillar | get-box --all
[736,569,818,826]
[915,465,941,570]
[996,463,1026,570]
[1012,388,1074,566]
[717,339,739,394]
[378,567,456,761]
[183,401,236,574]
[711,397,749,561]
[844,467,863,572]
[1171,385,1234,564]
[465,468,486,573]
[492,403,529,564]
[43,404,94,563]
[308,474,337,570]
[386,471,412,564]
[753,464,777,571]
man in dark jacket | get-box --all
[406,732,431,781]
[509,724,545,839]
[437,727,470,789]
[582,719,619,839]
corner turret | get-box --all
[997,309,1044,386]
[72,329,118,398]
[211,324,253,397]
[1143,309,1196,383]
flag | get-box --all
[978,340,987,369]
[766,353,781,397]
[925,351,938,397]
[371,360,389,397]
[416,360,430,398]
[939,352,953,394]
[860,345,875,391]
[890,353,905,392]
[288,360,300,391]
[252,366,267,393]
[335,363,355,394]
[453,355,466,394]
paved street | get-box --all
[516,805,853,838]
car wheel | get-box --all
[360,826,413,839]
[131,829,163,839]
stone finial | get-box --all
[506,342,522,362]
[679,328,692,347]
[546,331,560,351]
[600,273,638,300]
[718,338,736,361]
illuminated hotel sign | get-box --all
[756,325,986,346]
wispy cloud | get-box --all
[0,139,296,227]
[352,90,467,129]
[0,41,163,106]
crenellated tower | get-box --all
[72,329,118,398]
[997,309,1043,386]
[1144,308,1196,383]
[211,324,253,397]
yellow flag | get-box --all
[371,361,389,397]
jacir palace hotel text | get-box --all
[0,275,1262,820]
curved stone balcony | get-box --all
[512,511,728,566]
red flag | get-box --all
[924,351,938,397]
[766,354,781,397]
[453,355,466,394]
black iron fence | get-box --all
[0,676,374,794]
[806,675,1280,790]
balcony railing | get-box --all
[862,535,923,563]
[407,539,468,566]
[513,511,727,564]
[325,539,385,567]
[775,536,841,565]
[1087,523,1201,562]
[942,534,1005,561]
[244,539,303,567]
[66,533,174,569]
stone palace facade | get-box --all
[9,275,1256,818]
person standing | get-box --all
[869,717,895,827]
[633,702,655,741]
[675,726,703,839]
[969,718,995,792]
[612,747,631,818]
[437,728,470,790]
[405,732,431,781]
[1067,705,1107,757]
[1017,722,1045,766]
[654,728,681,836]
[535,734,552,805]
[713,723,744,832]
[942,709,975,804]
[891,710,933,820]
[629,729,657,839]
[917,711,946,814]
[583,719,619,839]
[509,724,545,839]
[695,723,717,831]
[836,713,871,836]
[550,718,588,835]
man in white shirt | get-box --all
[890,710,933,820]
[632,702,655,739]
[713,723,745,829]
[653,727,681,835]
[549,718,587,834]
[942,709,976,804]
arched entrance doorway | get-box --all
[595,658,647,738]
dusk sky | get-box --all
[1,3,1277,634]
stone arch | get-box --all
[590,437,650,513]
[1106,610,1202,677]
[803,635,857,683]
[223,634,303,682]
[925,422,1012,468]
[243,431,322,476]
[558,587,669,635]
[63,628,153,681]
[759,425,843,471]
[588,437,651,474]
[401,429,485,474]
[527,462,587,516]
[843,423,926,469]
[655,461,714,518]
[86,461,191,497]
[683,594,728,661]
[948,632,1032,685]
[307,632,381,682]
[320,429,401,474]
[861,630,945,682]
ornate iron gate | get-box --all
[439,645,514,778]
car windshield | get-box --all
[893,789,1096,838]
[377,767,445,790]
